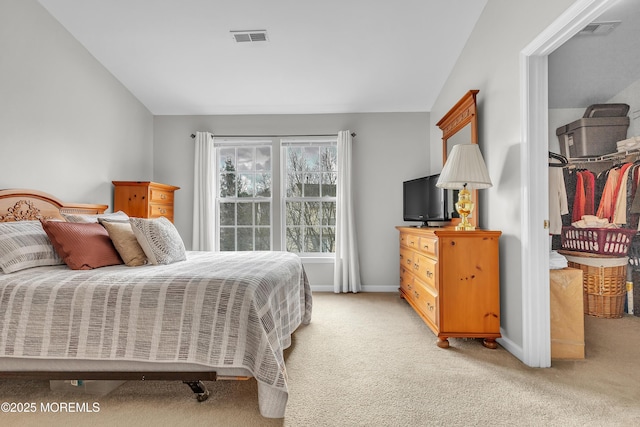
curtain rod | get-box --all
[190,132,356,139]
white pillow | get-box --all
[129,217,186,265]
[0,221,64,273]
[62,211,129,224]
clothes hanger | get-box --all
[548,151,568,167]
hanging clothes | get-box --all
[596,167,621,222]
[571,172,586,223]
[549,166,569,235]
[613,163,633,225]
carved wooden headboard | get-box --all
[0,189,108,222]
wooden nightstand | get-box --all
[112,181,180,223]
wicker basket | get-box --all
[565,255,627,318]
[561,226,636,256]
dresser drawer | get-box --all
[418,236,437,257]
[149,203,174,221]
[150,187,175,204]
[414,253,437,290]
[411,278,438,326]
[400,247,414,269]
[406,233,419,250]
[399,268,414,296]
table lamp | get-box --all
[436,144,492,231]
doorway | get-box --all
[521,0,620,368]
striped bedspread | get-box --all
[0,251,312,418]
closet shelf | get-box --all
[567,148,640,163]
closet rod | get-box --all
[190,132,356,139]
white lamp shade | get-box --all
[436,144,492,190]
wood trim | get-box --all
[436,90,480,229]
[0,189,107,222]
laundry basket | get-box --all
[564,254,628,318]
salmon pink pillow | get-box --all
[41,220,123,270]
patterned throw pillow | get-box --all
[129,217,186,265]
[0,221,64,273]
[40,220,123,270]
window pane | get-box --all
[321,173,337,197]
[255,227,270,250]
[305,227,321,252]
[256,146,271,171]
[237,202,253,225]
[220,228,235,251]
[237,147,253,171]
[322,227,335,252]
[304,146,320,171]
[286,201,302,224]
[286,228,303,252]
[287,147,303,171]
[287,174,303,197]
[304,173,320,197]
[321,146,337,172]
[304,202,320,226]
[322,201,336,225]
[256,173,271,197]
[256,202,270,226]
[219,203,236,225]
[219,148,235,171]
[237,228,253,251]
[238,173,255,197]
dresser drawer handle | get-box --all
[427,302,434,311]
[414,290,419,299]
[426,271,433,278]
[422,244,429,250]
[159,208,167,214]
[160,194,167,200]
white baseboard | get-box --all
[310,285,399,293]
[496,328,524,363]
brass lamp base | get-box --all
[455,186,475,231]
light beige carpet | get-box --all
[1,292,639,426]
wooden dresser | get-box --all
[397,226,502,349]
[112,181,180,223]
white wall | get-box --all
[428,0,576,351]
[0,0,153,205]
[153,113,430,289]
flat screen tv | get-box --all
[403,174,457,227]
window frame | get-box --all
[280,138,338,259]
[215,139,274,252]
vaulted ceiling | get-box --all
[38,0,487,115]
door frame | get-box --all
[520,0,617,367]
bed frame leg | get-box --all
[182,380,210,402]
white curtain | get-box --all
[192,131,217,251]
[334,130,361,293]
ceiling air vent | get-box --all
[231,30,268,43]
[579,20,621,35]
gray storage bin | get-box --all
[556,103,630,158]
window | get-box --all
[215,138,337,257]
[282,141,337,256]
[217,143,272,251]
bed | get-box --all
[0,189,312,418]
